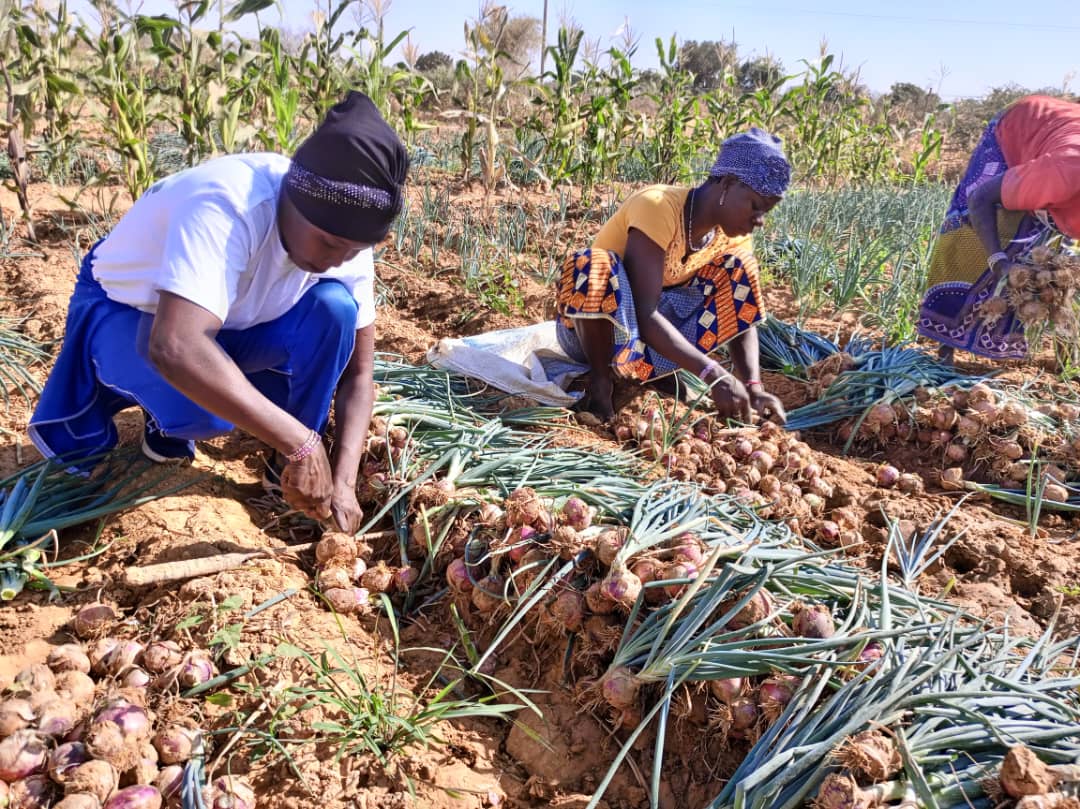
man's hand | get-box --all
[280,444,334,522]
[330,483,364,535]
[709,375,753,422]
[750,388,787,425]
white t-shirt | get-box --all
[90,153,376,331]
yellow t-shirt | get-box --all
[591,185,754,287]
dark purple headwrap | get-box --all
[710,128,791,197]
[285,91,409,243]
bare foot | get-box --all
[577,378,615,423]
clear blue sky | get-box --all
[357,0,1080,100]
[98,0,1080,100]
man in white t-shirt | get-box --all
[29,91,408,533]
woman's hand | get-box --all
[750,387,787,424]
[280,445,334,522]
[949,261,1011,328]
[709,375,753,422]
[968,261,1011,306]
[330,482,364,535]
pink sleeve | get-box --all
[1001,152,1080,212]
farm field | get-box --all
[2,3,1080,808]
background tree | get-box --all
[676,39,737,92]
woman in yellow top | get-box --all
[556,128,790,423]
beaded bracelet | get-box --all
[286,430,321,463]
[698,360,732,384]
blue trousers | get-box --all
[29,247,358,460]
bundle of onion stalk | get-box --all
[0,612,236,809]
[582,545,951,809]
[703,582,1080,808]
[980,243,1080,340]
[0,450,198,601]
[842,380,1080,491]
[580,517,1080,809]
[451,481,799,677]
[757,317,841,378]
[783,345,973,446]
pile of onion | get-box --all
[0,634,218,809]
[311,531,388,616]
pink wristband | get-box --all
[746,379,763,388]
[286,430,320,463]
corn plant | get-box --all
[444,5,516,193]
[297,0,363,122]
[10,0,85,179]
[254,28,305,154]
[79,5,165,200]
[641,36,699,184]
[527,25,584,187]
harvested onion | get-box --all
[73,604,117,639]
[0,729,48,781]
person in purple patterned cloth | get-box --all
[29,92,408,533]
[918,95,1080,363]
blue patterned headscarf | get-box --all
[709,128,791,197]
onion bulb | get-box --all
[939,467,965,490]
[48,741,90,782]
[66,759,119,802]
[599,667,640,710]
[548,590,586,633]
[560,496,593,531]
[445,558,471,593]
[708,678,743,705]
[1000,744,1059,798]
[152,725,202,766]
[55,671,96,706]
[103,785,162,809]
[12,665,55,696]
[791,602,835,639]
[140,642,183,676]
[47,645,92,675]
[204,776,255,809]
[593,528,626,567]
[177,652,216,688]
[153,765,184,800]
[0,698,35,737]
[88,639,120,676]
[315,567,351,592]
[54,796,103,809]
[598,563,642,610]
[8,774,55,809]
[813,773,865,809]
[0,730,48,781]
[723,589,773,630]
[359,561,394,594]
[471,575,505,613]
[73,604,117,639]
[35,697,80,738]
[504,487,545,529]
[758,674,799,723]
[393,566,419,593]
[896,473,924,495]
[836,729,902,783]
[874,464,899,488]
[103,641,145,677]
[314,533,358,566]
